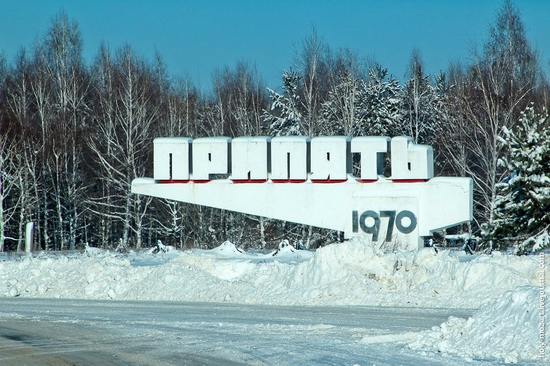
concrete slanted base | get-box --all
[132,176,472,251]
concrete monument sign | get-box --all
[132,136,473,250]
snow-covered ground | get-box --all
[1,237,548,364]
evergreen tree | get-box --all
[489,104,550,253]
[262,69,305,136]
[319,64,402,138]
[356,65,403,137]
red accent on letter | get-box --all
[310,179,347,184]
[271,179,307,183]
[231,179,268,184]
[392,179,427,183]
[157,179,190,184]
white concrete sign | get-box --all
[132,136,472,250]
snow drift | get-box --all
[1,237,548,362]
[409,285,549,363]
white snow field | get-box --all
[1,238,549,364]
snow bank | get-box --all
[408,285,550,363]
[1,237,548,363]
[1,238,545,307]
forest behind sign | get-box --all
[132,135,473,250]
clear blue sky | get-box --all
[1,0,549,90]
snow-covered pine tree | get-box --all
[262,69,305,136]
[357,65,403,137]
[489,104,550,253]
[321,64,403,138]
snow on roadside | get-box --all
[1,237,548,363]
[0,237,545,307]
[408,285,550,363]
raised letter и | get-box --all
[231,136,270,182]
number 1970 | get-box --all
[352,210,417,242]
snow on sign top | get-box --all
[132,136,473,250]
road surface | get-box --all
[0,298,483,365]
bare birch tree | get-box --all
[39,12,90,250]
[400,49,444,145]
[88,45,157,249]
[439,1,539,246]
